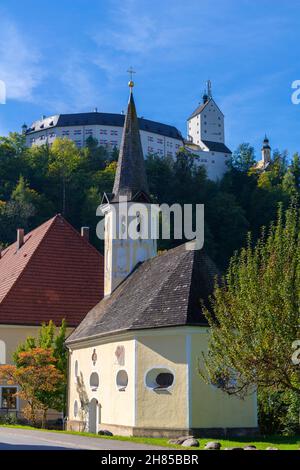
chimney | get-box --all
[81,227,89,241]
[17,228,25,249]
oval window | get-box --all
[156,373,174,389]
[145,368,175,391]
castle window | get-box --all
[116,370,128,391]
[145,368,175,391]
[90,372,99,391]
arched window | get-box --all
[116,370,128,391]
[121,215,126,236]
[74,360,79,380]
[145,368,175,391]
[74,400,79,418]
[136,211,141,234]
[90,372,99,391]
[0,340,6,364]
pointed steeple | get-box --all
[112,85,149,202]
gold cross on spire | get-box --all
[127,67,136,89]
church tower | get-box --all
[261,135,271,167]
[101,80,158,297]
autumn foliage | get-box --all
[0,348,63,427]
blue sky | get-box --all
[0,0,299,159]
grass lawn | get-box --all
[0,424,299,450]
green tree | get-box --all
[202,203,300,405]
[48,138,81,215]
[230,143,256,172]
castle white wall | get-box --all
[25,95,231,182]
[26,125,182,160]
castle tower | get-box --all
[261,135,271,166]
[187,80,225,146]
[101,80,158,297]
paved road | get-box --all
[0,427,168,450]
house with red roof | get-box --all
[0,214,103,419]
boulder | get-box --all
[204,441,221,450]
[181,438,200,448]
[98,429,113,436]
[224,447,244,450]
[244,445,257,450]
[168,435,195,445]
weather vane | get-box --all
[127,67,136,89]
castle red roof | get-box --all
[0,215,103,327]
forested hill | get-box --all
[0,133,298,269]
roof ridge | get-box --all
[53,215,103,259]
[0,215,58,310]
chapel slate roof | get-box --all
[0,215,104,327]
[26,113,183,140]
[66,242,219,344]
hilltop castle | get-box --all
[23,81,232,181]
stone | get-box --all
[224,447,244,450]
[204,441,221,450]
[98,429,113,436]
[244,445,257,450]
[181,438,200,448]
[168,435,195,445]
[266,447,279,450]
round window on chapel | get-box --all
[116,370,128,391]
[145,368,175,391]
[155,373,174,389]
[90,372,99,391]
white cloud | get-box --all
[0,17,44,102]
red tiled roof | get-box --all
[0,215,104,327]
